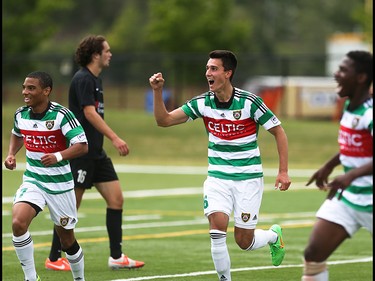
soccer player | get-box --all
[302,50,373,281]
[45,35,144,270]
[4,71,88,281]
[149,50,291,281]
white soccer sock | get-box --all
[66,247,85,281]
[302,260,328,281]
[247,229,277,251]
[302,271,329,281]
[210,230,231,281]
[12,231,37,281]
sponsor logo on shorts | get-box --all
[241,212,251,222]
[60,217,69,227]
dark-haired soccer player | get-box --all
[5,71,88,281]
[149,50,291,281]
[45,35,144,271]
[302,50,373,281]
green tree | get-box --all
[107,0,148,52]
[352,0,373,44]
[142,0,252,88]
[3,0,74,81]
[145,0,252,53]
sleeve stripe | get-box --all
[60,107,79,128]
[51,104,80,128]
[234,89,268,113]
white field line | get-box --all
[3,163,341,177]
[2,187,205,204]
[2,212,316,239]
[2,182,313,204]
[110,257,373,281]
[3,163,337,204]
[1,218,208,239]
[1,164,324,238]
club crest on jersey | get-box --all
[45,120,54,130]
[233,110,241,120]
[241,212,251,222]
[60,217,69,227]
[351,117,360,128]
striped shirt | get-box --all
[12,102,87,194]
[337,98,373,212]
[181,87,281,181]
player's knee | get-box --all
[236,239,253,250]
[303,244,321,261]
[62,239,80,255]
[302,259,328,280]
[235,231,254,250]
[107,194,123,208]
[59,230,76,250]
[116,196,124,207]
[12,218,28,236]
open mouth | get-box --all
[208,79,214,85]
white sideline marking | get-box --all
[109,257,373,281]
[2,216,316,238]
[3,163,341,177]
[2,187,204,204]
[1,218,209,239]
[3,164,337,204]
[1,182,314,204]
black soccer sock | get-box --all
[106,208,123,259]
[48,227,62,261]
[62,239,80,255]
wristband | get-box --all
[54,152,63,162]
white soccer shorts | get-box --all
[203,176,264,229]
[13,181,78,229]
[316,197,373,236]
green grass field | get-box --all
[2,107,372,280]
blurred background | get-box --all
[2,0,373,119]
[3,3,373,279]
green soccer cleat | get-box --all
[269,224,285,266]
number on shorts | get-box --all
[15,187,28,201]
[77,169,87,184]
[204,195,208,209]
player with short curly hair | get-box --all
[302,50,373,281]
[5,71,88,281]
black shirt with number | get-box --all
[69,67,106,159]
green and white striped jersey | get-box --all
[337,98,373,212]
[12,102,87,194]
[181,88,281,181]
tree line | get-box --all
[3,0,372,84]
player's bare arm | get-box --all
[326,160,373,199]
[83,105,129,156]
[149,72,189,127]
[268,125,291,191]
[306,153,340,190]
[40,142,88,167]
[4,135,24,170]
